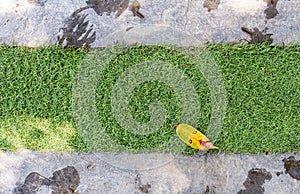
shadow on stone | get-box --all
[71,0,130,17]
[241,27,273,44]
[58,12,96,48]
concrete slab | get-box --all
[0,150,299,193]
[0,0,299,47]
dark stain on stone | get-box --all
[241,27,273,44]
[283,156,300,180]
[14,166,80,194]
[129,0,144,19]
[238,168,272,194]
[86,163,95,170]
[264,0,279,19]
[275,171,283,176]
[203,0,220,12]
[135,173,151,193]
[72,0,130,18]
[126,26,134,31]
[14,172,50,193]
[139,183,151,193]
[203,185,216,194]
[50,166,80,193]
[58,12,96,48]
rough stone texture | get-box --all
[0,0,299,47]
[0,150,299,193]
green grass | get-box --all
[0,44,299,154]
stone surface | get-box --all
[0,0,299,47]
[0,150,299,193]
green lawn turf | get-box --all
[0,43,299,154]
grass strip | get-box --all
[0,44,299,154]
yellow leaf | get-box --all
[175,123,218,151]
